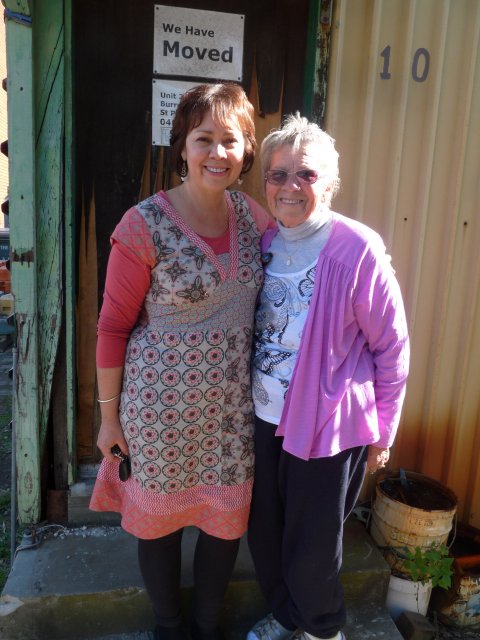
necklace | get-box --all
[280,235,302,266]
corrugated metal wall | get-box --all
[325,0,480,527]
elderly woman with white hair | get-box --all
[247,115,410,640]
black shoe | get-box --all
[190,619,225,640]
[154,625,188,640]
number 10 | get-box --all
[380,45,430,82]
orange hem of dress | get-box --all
[90,472,252,540]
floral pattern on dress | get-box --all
[118,191,263,496]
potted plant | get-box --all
[403,543,454,589]
[385,543,454,620]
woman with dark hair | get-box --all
[90,83,273,640]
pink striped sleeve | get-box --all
[111,207,157,267]
[96,241,151,368]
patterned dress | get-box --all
[90,190,266,539]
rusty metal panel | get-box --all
[440,570,480,628]
[326,0,480,527]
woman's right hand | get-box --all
[96,416,128,461]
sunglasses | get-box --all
[264,169,320,186]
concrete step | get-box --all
[0,518,402,640]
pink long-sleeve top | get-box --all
[261,212,410,460]
[97,191,272,367]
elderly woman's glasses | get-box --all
[264,169,320,186]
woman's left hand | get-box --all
[367,445,390,474]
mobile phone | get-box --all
[111,444,131,482]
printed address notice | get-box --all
[152,79,203,146]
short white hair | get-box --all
[260,113,340,205]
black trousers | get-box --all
[138,528,240,631]
[248,417,367,639]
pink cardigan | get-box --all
[261,213,410,460]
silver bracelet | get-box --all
[97,392,121,404]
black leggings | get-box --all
[138,528,240,631]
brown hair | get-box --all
[169,83,256,177]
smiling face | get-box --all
[265,143,330,228]
[182,112,245,193]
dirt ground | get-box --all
[434,618,480,639]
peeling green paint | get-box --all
[303,0,333,127]
[5,0,69,524]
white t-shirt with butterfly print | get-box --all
[253,261,319,423]
[252,211,333,425]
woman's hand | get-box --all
[96,366,126,460]
[367,445,390,474]
[97,416,128,461]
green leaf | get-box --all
[397,543,453,589]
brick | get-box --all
[395,610,435,640]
